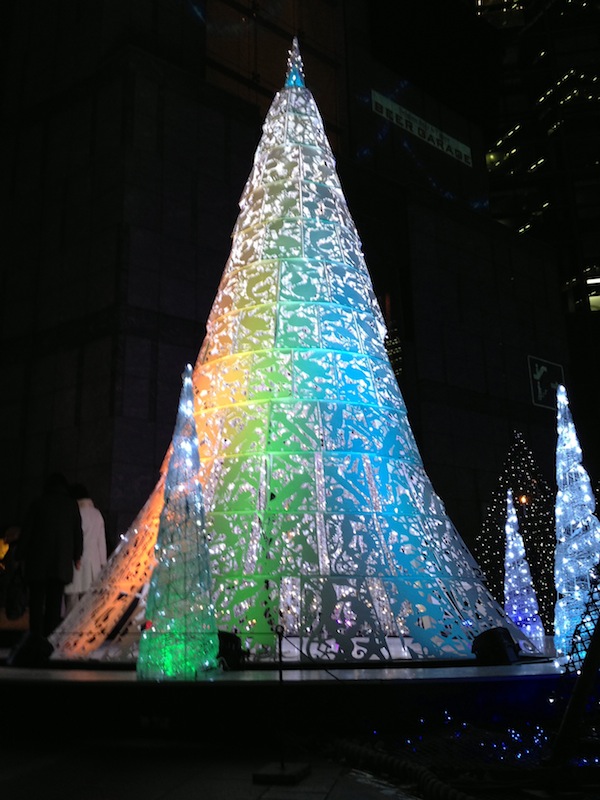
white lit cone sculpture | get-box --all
[554,384,600,657]
[504,490,545,653]
[137,364,220,680]
[51,38,531,664]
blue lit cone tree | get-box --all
[554,384,600,656]
[504,490,545,653]
[190,38,528,663]
[49,38,529,665]
[137,364,219,679]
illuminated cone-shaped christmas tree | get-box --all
[504,490,545,653]
[189,37,528,663]
[554,384,600,656]
[137,364,219,680]
[50,38,528,665]
[475,431,555,633]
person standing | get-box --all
[17,472,83,639]
[63,484,107,613]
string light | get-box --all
[504,489,546,652]
[475,431,555,636]
[553,384,600,656]
[136,364,219,680]
[51,37,525,665]
[565,563,600,674]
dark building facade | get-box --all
[0,0,571,554]
[477,0,600,496]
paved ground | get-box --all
[1,629,599,800]
[0,736,430,800]
[2,730,600,800]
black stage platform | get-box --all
[0,634,600,800]
[0,634,568,745]
[4,631,600,799]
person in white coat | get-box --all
[63,484,107,613]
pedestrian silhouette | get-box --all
[12,472,83,664]
[63,483,107,613]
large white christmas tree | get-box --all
[504,490,545,653]
[50,38,529,665]
[554,384,600,656]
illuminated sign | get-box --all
[371,90,472,167]
[528,355,564,410]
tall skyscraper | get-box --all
[479,0,600,485]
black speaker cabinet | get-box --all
[217,630,245,670]
[6,631,54,667]
[472,626,520,665]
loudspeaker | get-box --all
[6,631,54,667]
[217,630,245,670]
[471,626,520,665]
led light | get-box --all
[554,384,600,656]
[136,364,220,681]
[49,36,526,666]
[474,431,555,637]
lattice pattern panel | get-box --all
[51,38,527,665]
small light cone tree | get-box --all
[136,364,219,680]
[504,490,546,653]
[475,430,555,634]
[554,384,600,657]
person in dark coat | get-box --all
[17,472,83,638]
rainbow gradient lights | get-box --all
[50,38,528,667]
